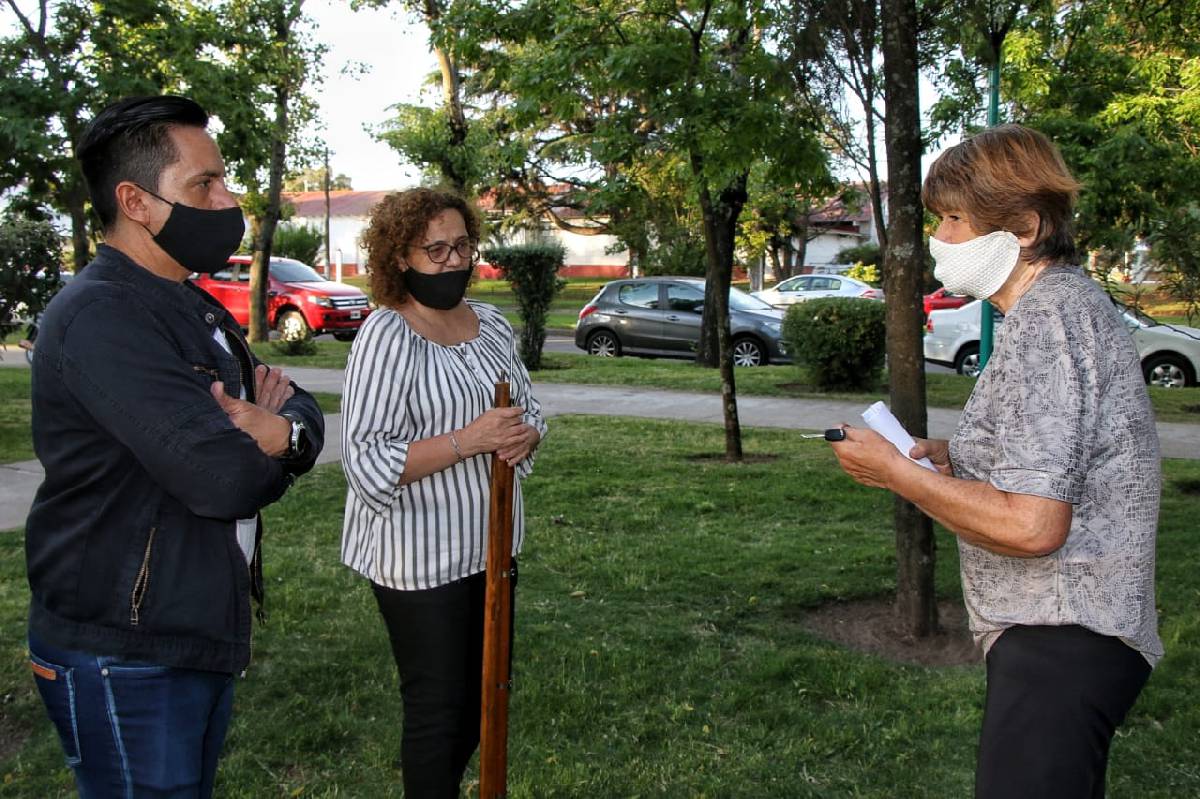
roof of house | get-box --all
[282,190,393,218]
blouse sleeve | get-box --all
[341,312,418,513]
[987,306,1099,505]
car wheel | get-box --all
[1142,353,1195,388]
[333,331,357,342]
[585,330,621,357]
[732,336,766,367]
[954,343,982,378]
[276,310,311,342]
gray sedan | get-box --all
[574,277,790,366]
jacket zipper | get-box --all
[129,526,157,626]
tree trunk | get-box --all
[424,0,468,193]
[881,0,937,637]
[251,84,290,343]
[65,186,90,271]
[693,161,746,461]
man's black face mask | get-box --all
[137,185,245,275]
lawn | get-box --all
[1,416,1197,797]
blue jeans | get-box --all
[27,631,235,798]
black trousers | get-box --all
[975,624,1151,799]
[372,562,516,799]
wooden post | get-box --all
[479,375,516,799]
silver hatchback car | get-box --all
[574,277,790,366]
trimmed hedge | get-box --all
[782,298,886,390]
[482,243,566,370]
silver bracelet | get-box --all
[448,429,465,461]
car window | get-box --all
[210,268,236,281]
[826,278,842,291]
[779,277,806,292]
[729,288,775,312]
[809,277,833,291]
[269,258,326,282]
[666,284,705,313]
[618,282,660,309]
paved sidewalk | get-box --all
[3,365,1198,532]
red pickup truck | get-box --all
[193,255,371,340]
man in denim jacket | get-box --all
[24,95,325,797]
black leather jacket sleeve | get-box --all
[57,296,296,520]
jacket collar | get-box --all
[88,244,233,332]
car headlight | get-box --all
[307,295,334,308]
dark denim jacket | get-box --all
[25,245,325,674]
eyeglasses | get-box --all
[412,238,478,265]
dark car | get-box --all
[192,256,371,340]
[574,277,789,366]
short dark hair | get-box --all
[77,95,209,231]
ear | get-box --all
[1015,210,1041,249]
[114,181,155,227]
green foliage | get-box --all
[783,298,887,391]
[271,224,324,266]
[0,213,64,340]
[483,243,567,370]
[836,243,882,268]
[846,262,880,286]
[1149,206,1200,323]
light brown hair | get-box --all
[361,188,481,308]
[922,124,1082,264]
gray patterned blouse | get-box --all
[949,266,1163,665]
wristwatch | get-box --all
[281,413,310,460]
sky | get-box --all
[303,1,438,191]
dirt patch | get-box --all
[1183,404,1200,415]
[0,711,31,765]
[686,453,781,464]
[1174,478,1200,495]
[802,597,982,667]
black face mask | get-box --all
[403,265,473,310]
[138,186,245,274]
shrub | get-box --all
[835,242,881,267]
[273,224,324,267]
[270,331,318,356]
[782,297,886,390]
[0,213,64,340]
[482,243,566,370]
[846,261,880,286]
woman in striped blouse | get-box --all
[340,188,546,798]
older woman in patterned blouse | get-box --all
[830,125,1161,799]
[340,188,545,799]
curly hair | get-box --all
[361,188,482,308]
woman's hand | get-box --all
[460,406,526,456]
[910,437,954,476]
[829,427,909,489]
[496,424,541,467]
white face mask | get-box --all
[929,230,1022,300]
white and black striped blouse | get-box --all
[340,301,547,590]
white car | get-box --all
[923,299,1200,387]
[752,274,883,307]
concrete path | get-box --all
[3,365,1198,532]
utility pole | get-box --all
[323,146,332,279]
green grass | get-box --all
[1,416,1196,797]
[469,278,603,331]
[529,353,1200,424]
[0,369,34,464]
